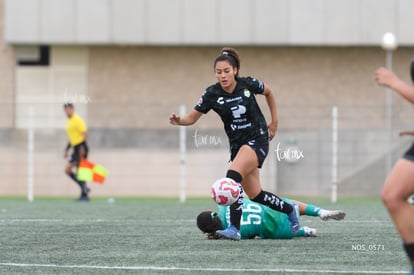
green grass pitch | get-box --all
[0,197,410,274]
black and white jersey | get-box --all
[195,77,269,148]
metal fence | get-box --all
[1,101,414,200]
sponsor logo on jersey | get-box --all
[230,123,252,131]
[244,89,251,98]
[231,105,246,118]
[226,96,242,103]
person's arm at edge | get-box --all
[375,67,414,104]
[169,109,203,126]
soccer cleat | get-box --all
[78,196,90,202]
[303,226,317,237]
[215,225,241,241]
[288,203,301,234]
[319,210,346,221]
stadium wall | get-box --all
[2,45,414,198]
[2,0,414,198]
[0,0,14,128]
[4,0,414,46]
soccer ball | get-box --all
[211,178,240,206]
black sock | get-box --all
[67,171,77,182]
[251,190,293,214]
[79,181,88,196]
[226,170,244,230]
[229,183,244,230]
[403,242,414,271]
[68,172,88,196]
[226,170,242,183]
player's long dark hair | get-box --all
[196,211,222,233]
[214,47,241,78]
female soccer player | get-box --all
[197,198,346,240]
[170,47,300,240]
[375,57,414,275]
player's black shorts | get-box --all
[230,139,269,168]
[69,141,89,166]
[403,142,414,162]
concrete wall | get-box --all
[0,0,15,127]
[3,0,414,198]
[86,46,414,130]
[0,124,409,198]
[5,0,414,45]
[15,46,88,129]
[338,138,412,197]
[2,45,414,198]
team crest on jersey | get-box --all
[197,97,203,106]
[197,91,207,106]
[244,89,251,98]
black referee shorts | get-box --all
[69,141,89,166]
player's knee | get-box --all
[381,189,390,207]
[381,188,404,211]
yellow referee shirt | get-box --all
[66,114,87,146]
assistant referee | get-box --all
[63,103,90,201]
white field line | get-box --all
[0,218,391,223]
[0,219,195,223]
[0,262,407,274]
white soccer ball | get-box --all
[211,177,240,206]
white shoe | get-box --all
[319,209,346,221]
[303,226,317,237]
[288,203,301,234]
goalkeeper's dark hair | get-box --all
[196,211,222,233]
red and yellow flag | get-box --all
[77,159,108,184]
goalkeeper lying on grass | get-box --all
[197,198,345,240]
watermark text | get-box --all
[193,129,224,148]
[64,89,91,104]
[275,142,304,162]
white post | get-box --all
[27,106,34,203]
[385,50,393,174]
[271,141,278,194]
[331,106,338,203]
[179,104,187,203]
[381,32,397,174]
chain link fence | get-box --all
[1,101,414,199]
